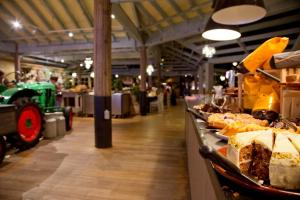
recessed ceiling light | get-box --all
[80,63,83,67]
[68,32,74,37]
[232,62,238,66]
[111,14,115,19]
[115,74,119,78]
[12,20,22,29]
[61,59,64,63]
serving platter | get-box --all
[212,147,300,197]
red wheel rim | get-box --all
[18,105,42,142]
[69,109,73,129]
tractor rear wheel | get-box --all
[13,102,43,150]
[0,136,6,164]
[63,106,73,131]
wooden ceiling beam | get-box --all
[169,0,188,20]
[0,3,39,44]
[141,0,211,31]
[41,0,75,42]
[76,0,93,26]
[60,0,89,42]
[10,0,54,43]
[112,4,143,43]
[135,2,162,31]
[24,0,64,42]
[18,39,137,54]
[145,13,211,46]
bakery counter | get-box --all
[185,99,292,200]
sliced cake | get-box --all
[269,133,300,190]
[249,130,274,182]
[227,130,265,175]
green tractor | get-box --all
[0,81,73,164]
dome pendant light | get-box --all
[212,0,266,25]
[202,19,241,41]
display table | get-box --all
[185,98,291,200]
[82,92,132,117]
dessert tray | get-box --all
[211,147,300,197]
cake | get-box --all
[227,130,300,189]
[249,131,274,181]
[227,130,267,175]
[269,133,300,190]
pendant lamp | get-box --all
[212,0,266,25]
[202,19,241,41]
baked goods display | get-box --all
[207,113,269,130]
[228,130,300,189]
[193,103,221,113]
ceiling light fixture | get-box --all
[202,45,216,58]
[115,74,119,78]
[61,59,64,63]
[146,64,154,76]
[90,72,95,78]
[202,19,241,41]
[232,62,238,66]
[68,32,74,37]
[212,0,266,25]
[11,20,22,29]
[72,72,77,78]
[220,75,226,81]
[80,63,83,67]
[84,57,93,70]
[111,14,115,19]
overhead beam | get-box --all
[141,0,211,31]
[60,0,89,41]
[0,42,15,53]
[19,39,136,54]
[145,13,211,46]
[112,4,143,43]
[42,0,75,42]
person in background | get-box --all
[50,76,63,106]
[0,70,8,86]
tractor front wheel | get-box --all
[14,102,43,149]
[0,136,6,164]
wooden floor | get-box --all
[0,101,188,200]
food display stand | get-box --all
[185,98,300,199]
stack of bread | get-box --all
[228,130,300,189]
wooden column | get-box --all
[197,65,204,94]
[157,63,161,85]
[93,0,112,148]
[14,43,21,82]
[139,46,147,115]
[203,62,214,93]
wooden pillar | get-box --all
[139,46,147,115]
[93,0,112,148]
[15,43,21,82]
[157,63,161,85]
[203,62,214,93]
[197,65,204,94]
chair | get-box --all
[150,93,164,113]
